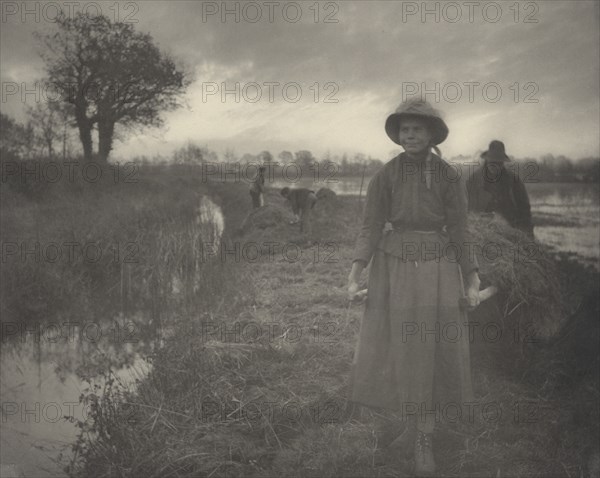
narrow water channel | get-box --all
[0,195,225,477]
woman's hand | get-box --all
[465,271,481,311]
[347,262,365,301]
[465,284,480,310]
[347,279,360,301]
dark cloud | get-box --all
[1,0,598,159]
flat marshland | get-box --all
[1,162,598,478]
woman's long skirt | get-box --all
[350,236,474,429]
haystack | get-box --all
[316,187,337,200]
[238,203,302,245]
[467,212,563,340]
[239,204,291,234]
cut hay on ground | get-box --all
[69,185,598,478]
[467,212,563,340]
[316,187,337,200]
[240,204,291,234]
[237,190,357,246]
[237,203,299,245]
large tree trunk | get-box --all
[46,138,54,159]
[97,119,114,163]
[75,106,93,161]
[79,124,93,161]
[62,123,67,161]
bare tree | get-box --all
[223,148,238,163]
[294,150,315,168]
[37,13,188,162]
[0,114,38,158]
[258,150,274,164]
[278,150,293,164]
[26,102,55,159]
[173,143,218,165]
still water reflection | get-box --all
[1,195,225,477]
[1,317,154,477]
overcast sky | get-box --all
[1,0,599,161]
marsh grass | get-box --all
[71,187,598,477]
[2,160,597,477]
[0,161,255,325]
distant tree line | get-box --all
[531,154,599,182]
[2,114,598,183]
[130,144,599,183]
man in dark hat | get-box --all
[467,140,534,237]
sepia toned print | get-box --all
[1,2,598,477]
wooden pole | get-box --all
[357,162,367,214]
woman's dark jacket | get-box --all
[353,153,479,276]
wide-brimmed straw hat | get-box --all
[481,140,510,161]
[385,98,449,145]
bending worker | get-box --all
[280,187,317,235]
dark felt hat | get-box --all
[385,98,449,146]
[481,140,510,161]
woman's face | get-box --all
[398,118,433,155]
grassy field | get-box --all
[2,162,598,477]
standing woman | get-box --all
[347,98,481,475]
[249,165,266,208]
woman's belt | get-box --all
[389,222,446,234]
[379,224,452,262]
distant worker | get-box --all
[280,187,318,235]
[467,140,534,237]
[249,165,266,208]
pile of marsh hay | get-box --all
[240,204,291,231]
[467,212,563,341]
[316,187,337,200]
[237,203,312,247]
[239,203,292,237]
